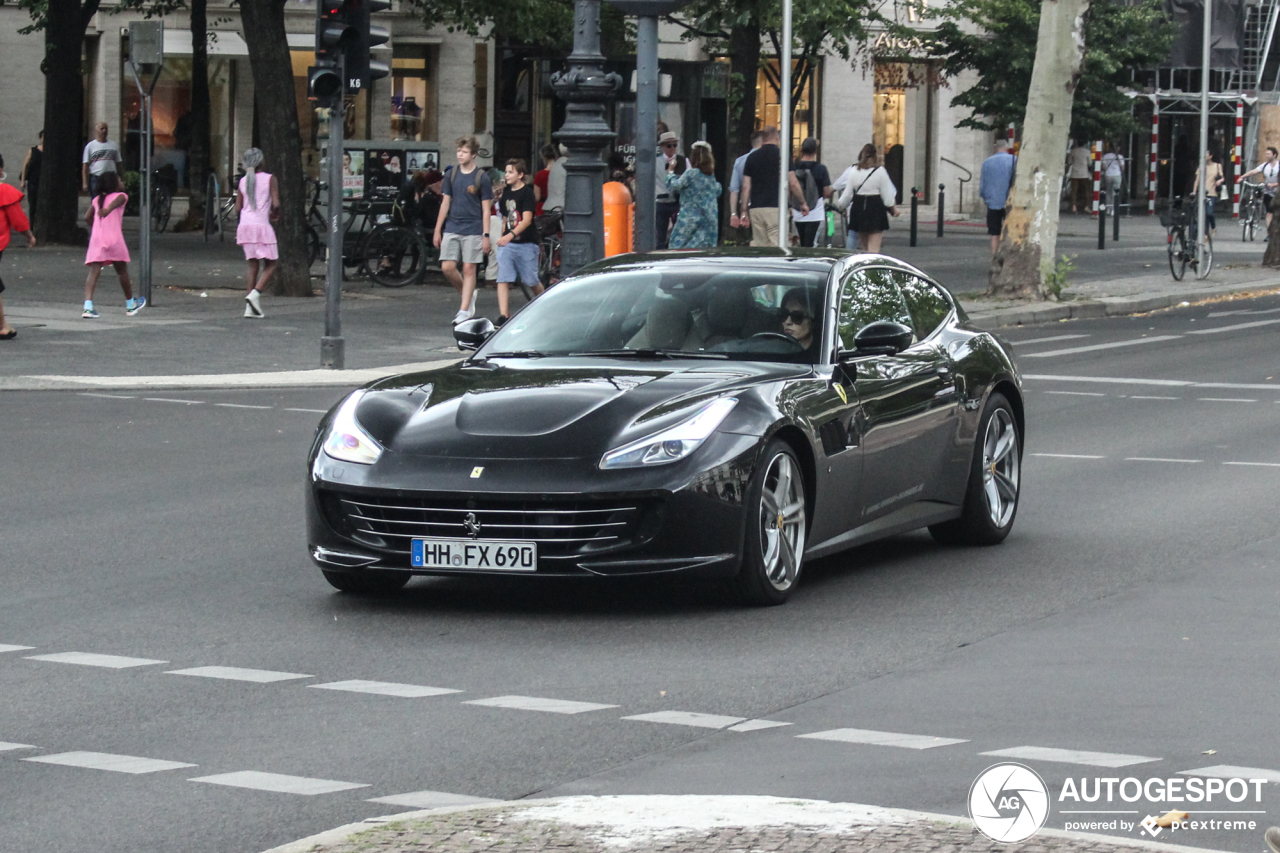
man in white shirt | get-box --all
[1066,142,1092,213]
[1100,147,1124,214]
[82,122,122,198]
[1241,145,1280,230]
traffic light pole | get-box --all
[322,57,345,370]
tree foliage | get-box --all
[927,0,1174,142]
[405,0,630,54]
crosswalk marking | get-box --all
[24,751,196,774]
[797,728,968,750]
[26,652,168,669]
[166,666,313,683]
[310,680,462,698]
[189,770,368,795]
[1179,765,1280,783]
[0,742,36,751]
[622,711,747,729]
[368,790,500,809]
[0,644,35,653]
[982,746,1159,768]
[462,695,618,715]
[728,719,794,732]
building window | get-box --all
[755,60,819,155]
[474,43,489,133]
[392,44,438,141]
[873,61,934,205]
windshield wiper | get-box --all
[569,348,727,360]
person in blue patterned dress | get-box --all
[665,141,722,249]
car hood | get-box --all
[356,358,797,460]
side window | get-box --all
[896,273,952,340]
[836,268,913,351]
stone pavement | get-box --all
[260,796,1239,853]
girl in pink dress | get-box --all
[236,148,279,319]
[82,171,143,318]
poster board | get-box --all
[341,141,441,204]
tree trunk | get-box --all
[987,0,1089,298]
[240,0,312,297]
[728,23,761,167]
[35,0,96,244]
[184,0,212,227]
[1265,199,1280,265]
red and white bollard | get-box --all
[1149,105,1159,214]
[1233,99,1244,218]
[1092,141,1102,216]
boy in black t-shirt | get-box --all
[495,158,543,324]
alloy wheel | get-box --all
[757,453,805,591]
[981,408,1020,528]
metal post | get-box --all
[936,184,945,237]
[909,187,918,247]
[128,59,162,307]
[1098,191,1107,249]
[633,14,659,253]
[1113,192,1120,242]
[1195,0,1210,277]
[322,56,345,369]
[777,0,792,250]
[1149,99,1158,214]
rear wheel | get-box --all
[363,225,424,287]
[730,440,807,606]
[152,186,172,233]
[1199,234,1214,278]
[929,393,1021,546]
[306,225,323,267]
[1168,229,1187,281]
[321,569,410,594]
[1243,206,1257,242]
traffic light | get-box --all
[309,0,389,101]
[346,0,391,94]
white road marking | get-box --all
[1020,336,1184,358]
[1045,390,1106,397]
[0,644,35,653]
[214,403,272,409]
[143,397,204,405]
[622,711,747,729]
[797,728,968,750]
[982,746,1159,768]
[1198,397,1256,403]
[1012,334,1091,345]
[1223,461,1280,468]
[79,393,136,399]
[24,751,196,774]
[283,407,328,413]
[27,359,458,389]
[463,695,619,715]
[1129,395,1180,400]
[1031,453,1106,459]
[1179,765,1280,783]
[1125,457,1202,464]
[310,680,462,698]
[368,790,500,809]
[166,666,313,683]
[189,770,368,795]
[0,742,37,751]
[728,719,794,732]
[26,652,168,669]
[1026,374,1280,391]
[1186,318,1280,335]
[1207,306,1280,318]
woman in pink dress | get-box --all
[236,148,279,319]
[82,171,143,319]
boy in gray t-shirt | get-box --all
[433,136,494,325]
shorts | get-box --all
[1264,194,1274,214]
[440,232,485,265]
[497,241,540,285]
[986,208,1007,236]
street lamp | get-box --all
[551,0,623,277]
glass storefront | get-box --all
[873,61,934,204]
[391,44,438,142]
[755,60,819,154]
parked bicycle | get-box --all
[1239,178,1265,242]
[535,210,563,297]
[1161,197,1213,281]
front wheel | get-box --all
[1243,209,1256,242]
[1168,229,1187,281]
[1199,234,1214,278]
[152,187,172,233]
[730,440,807,606]
[362,225,425,287]
[929,392,1021,546]
[321,569,410,594]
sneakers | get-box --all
[452,309,472,325]
[1266,826,1280,853]
[126,297,146,317]
[495,315,509,328]
[82,307,99,319]
[244,289,264,319]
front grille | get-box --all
[324,492,657,560]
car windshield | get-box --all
[479,264,830,363]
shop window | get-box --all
[873,61,934,205]
[392,44,438,142]
[755,60,819,156]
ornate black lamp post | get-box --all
[551,0,623,277]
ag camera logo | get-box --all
[970,763,1051,842]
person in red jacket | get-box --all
[1,153,38,340]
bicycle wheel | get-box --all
[362,225,425,287]
[1200,234,1214,278]
[1168,229,1188,281]
[307,226,324,267]
[153,187,172,233]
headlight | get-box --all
[322,390,384,465]
[600,398,738,470]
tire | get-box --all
[729,439,808,606]
[363,225,425,287]
[307,226,324,267]
[1168,229,1187,281]
[1201,234,1214,277]
[1243,210,1256,242]
[153,188,172,233]
[929,392,1021,546]
[321,569,410,594]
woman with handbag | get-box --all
[835,144,899,253]
[1191,150,1226,235]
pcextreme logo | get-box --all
[969,763,1051,843]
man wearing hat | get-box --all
[655,130,690,249]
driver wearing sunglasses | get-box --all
[779,287,821,358]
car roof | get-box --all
[580,248,855,275]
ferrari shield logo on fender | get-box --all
[470,466,484,478]
[834,384,848,404]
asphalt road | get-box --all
[2,294,1279,853]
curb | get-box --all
[257,795,1239,853]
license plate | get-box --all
[411,537,537,572]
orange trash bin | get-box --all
[603,181,634,256]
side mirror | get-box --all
[852,320,914,356]
[454,317,496,351]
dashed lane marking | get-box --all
[23,751,197,774]
[166,666,313,683]
[78,393,136,399]
[1045,390,1106,397]
[1020,336,1184,358]
[0,645,35,653]
[796,728,968,750]
[368,790,501,809]
[1124,457,1202,464]
[214,402,273,409]
[1197,397,1257,403]
[1179,765,1280,783]
[188,770,368,795]
[1129,395,1179,400]
[310,680,463,698]
[283,407,328,413]
[1011,334,1092,345]
[1026,374,1280,391]
[1186,317,1280,335]
[981,746,1159,768]
[622,711,748,729]
[728,719,794,732]
[1223,461,1280,468]
[25,652,168,669]
[143,397,205,405]
[0,742,37,751]
[1031,453,1106,459]
[462,695,620,715]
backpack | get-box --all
[794,162,820,210]
[444,164,485,197]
